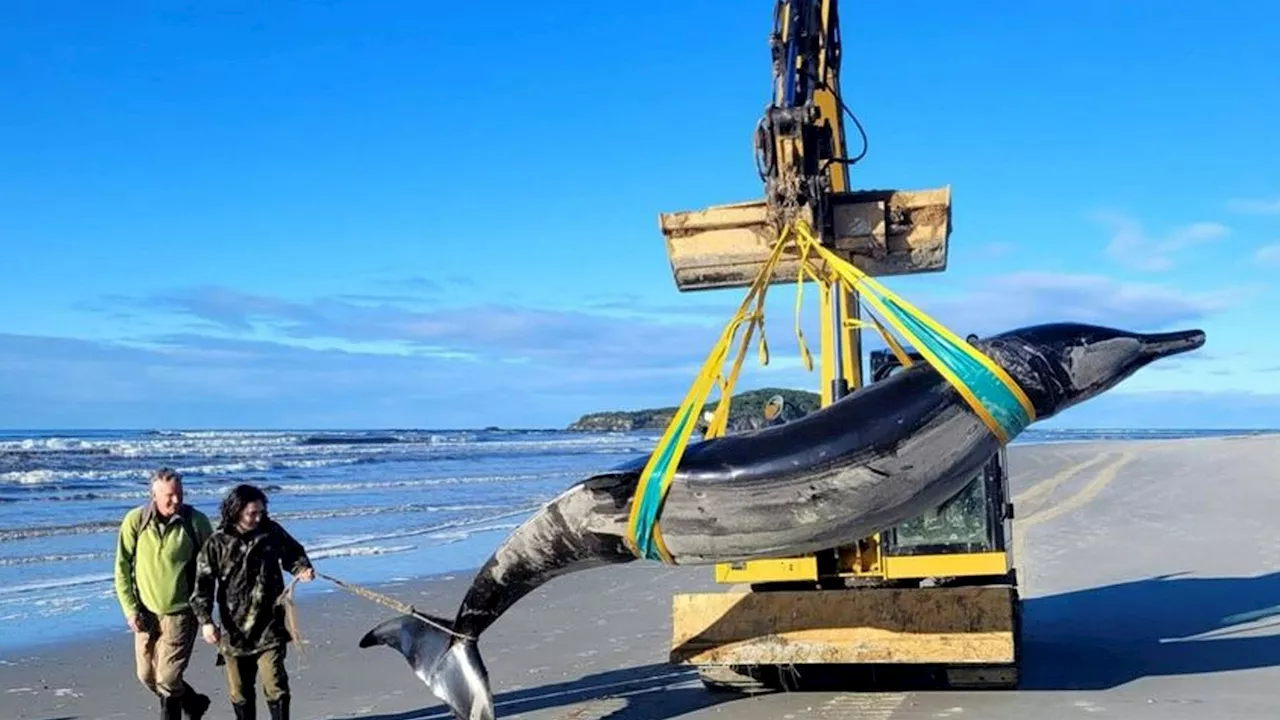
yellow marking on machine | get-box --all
[881,551,1009,579]
[715,556,818,584]
[712,551,1009,585]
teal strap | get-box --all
[628,404,697,561]
[886,298,1033,442]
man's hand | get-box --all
[201,623,220,646]
[127,613,144,633]
[297,566,315,582]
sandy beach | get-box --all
[6,434,1280,720]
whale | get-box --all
[358,322,1205,720]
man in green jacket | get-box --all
[114,467,215,720]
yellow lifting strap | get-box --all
[624,219,1037,564]
[789,221,1037,442]
[622,225,793,564]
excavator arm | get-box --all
[660,0,952,405]
[659,0,952,303]
[755,0,863,234]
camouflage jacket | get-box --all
[190,518,313,656]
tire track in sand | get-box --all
[1013,451,1117,513]
[1013,452,1135,591]
[810,692,906,719]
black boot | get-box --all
[267,696,289,720]
[180,683,211,720]
[160,694,183,720]
[232,702,256,720]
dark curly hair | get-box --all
[219,483,269,531]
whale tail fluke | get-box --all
[359,615,494,720]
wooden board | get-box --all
[658,186,951,292]
[670,585,1017,666]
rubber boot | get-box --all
[161,694,183,720]
[180,683,211,720]
[232,702,256,720]
[267,696,289,720]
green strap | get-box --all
[630,403,698,561]
[884,297,1033,441]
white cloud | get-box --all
[1227,197,1280,215]
[2,263,1260,430]
[906,271,1244,340]
[1254,243,1280,266]
[1092,210,1230,272]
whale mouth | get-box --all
[1139,329,1206,361]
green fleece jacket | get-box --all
[114,503,214,618]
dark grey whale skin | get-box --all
[359,322,1205,720]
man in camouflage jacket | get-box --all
[190,484,314,720]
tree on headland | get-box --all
[566,387,821,433]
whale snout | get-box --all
[1139,329,1206,361]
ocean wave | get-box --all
[0,521,119,541]
[308,544,415,560]
[0,499,524,542]
[269,470,579,495]
[0,572,115,597]
[299,434,404,446]
[0,428,649,459]
[0,470,59,485]
[0,551,107,567]
[0,456,372,488]
[305,506,537,554]
[0,466,582,508]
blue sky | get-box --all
[1,1,1277,430]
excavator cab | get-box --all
[870,348,1015,576]
[670,347,1022,693]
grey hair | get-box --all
[150,467,183,487]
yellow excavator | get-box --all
[657,0,1021,692]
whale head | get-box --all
[976,322,1206,421]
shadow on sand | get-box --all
[1021,569,1280,690]
[336,663,733,720]
[756,570,1280,693]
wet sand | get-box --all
[5,434,1280,720]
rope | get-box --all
[275,575,306,672]
[316,571,475,641]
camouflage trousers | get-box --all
[223,644,290,705]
